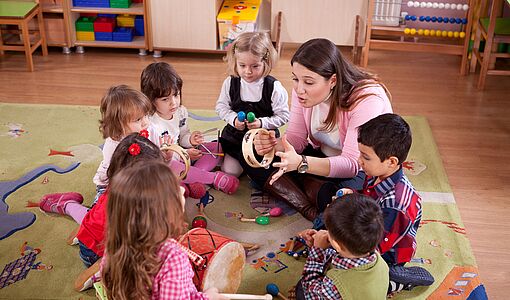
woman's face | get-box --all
[291,62,336,108]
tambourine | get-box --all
[160,143,190,179]
[242,128,275,169]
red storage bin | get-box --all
[94,17,116,32]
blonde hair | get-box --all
[99,85,152,141]
[224,32,278,77]
[103,160,185,300]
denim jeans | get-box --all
[79,241,100,268]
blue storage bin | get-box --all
[113,27,134,42]
[73,0,110,8]
[95,31,113,41]
[134,15,144,36]
[98,13,117,18]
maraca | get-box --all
[239,214,270,225]
[237,111,246,122]
[191,215,207,229]
[247,112,256,123]
[266,283,288,300]
[269,207,282,217]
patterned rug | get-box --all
[0,103,487,299]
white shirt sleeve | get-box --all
[258,80,289,129]
[177,106,193,148]
[215,77,238,127]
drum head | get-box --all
[201,241,245,293]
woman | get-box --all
[249,38,393,221]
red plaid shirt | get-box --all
[362,167,422,265]
[151,239,208,300]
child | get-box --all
[141,62,239,196]
[102,160,224,300]
[215,32,289,178]
[31,133,164,276]
[93,84,151,201]
[294,193,388,299]
[357,113,434,292]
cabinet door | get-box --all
[271,0,367,46]
[150,0,222,50]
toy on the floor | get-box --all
[179,228,245,293]
[266,283,289,300]
[285,236,308,259]
[242,128,275,169]
[266,207,282,217]
[238,213,270,225]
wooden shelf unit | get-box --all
[66,0,150,52]
[362,0,475,75]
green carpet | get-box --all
[0,103,485,299]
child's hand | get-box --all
[313,230,331,249]
[298,229,317,247]
[234,117,246,131]
[187,148,202,160]
[190,131,204,146]
[204,287,227,300]
[246,118,261,129]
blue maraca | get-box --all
[266,283,288,300]
[237,111,246,122]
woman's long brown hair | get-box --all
[291,38,391,132]
[103,161,185,300]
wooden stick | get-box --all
[220,293,272,300]
[201,152,225,156]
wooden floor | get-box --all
[1,46,509,299]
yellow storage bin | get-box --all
[76,31,95,41]
[117,14,135,27]
[217,0,261,50]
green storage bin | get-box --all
[110,0,132,8]
[75,17,96,32]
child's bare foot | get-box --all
[66,227,79,245]
[74,258,101,292]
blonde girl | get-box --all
[216,32,289,178]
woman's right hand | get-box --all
[253,130,278,155]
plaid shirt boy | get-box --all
[301,247,377,300]
[362,167,422,265]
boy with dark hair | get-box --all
[294,193,388,299]
[357,113,433,292]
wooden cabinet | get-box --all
[271,0,368,46]
[67,1,149,52]
[150,0,223,51]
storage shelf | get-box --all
[74,35,145,48]
[70,3,144,15]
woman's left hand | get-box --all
[269,135,301,185]
[190,131,204,146]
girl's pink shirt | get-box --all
[285,84,392,178]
